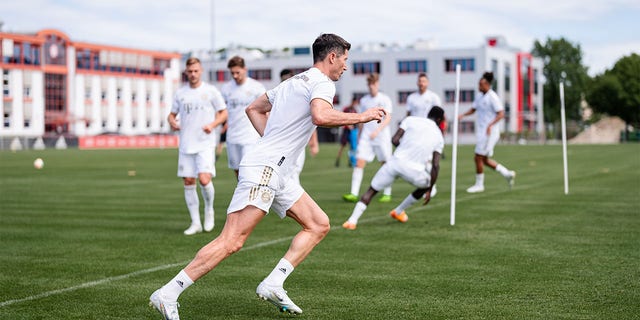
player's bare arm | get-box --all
[369,109,391,139]
[310,98,385,127]
[391,128,405,147]
[168,112,180,131]
[423,151,441,205]
[246,93,272,136]
[203,109,228,134]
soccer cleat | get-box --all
[342,221,357,230]
[204,211,214,232]
[256,281,303,315]
[342,193,358,202]
[389,210,408,223]
[149,289,180,320]
[466,185,485,193]
[506,171,516,189]
[378,194,392,203]
[183,224,203,235]
[335,159,340,167]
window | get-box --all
[444,89,475,103]
[491,59,498,91]
[248,69,272,81]
[2,70,9,97]
[445,58,475,72]
[504,64,511,92]
[353,61,381,75]
[397,90,413,104]
[353,92,367,102]
[533,69,539,94]
[397,60,427,74]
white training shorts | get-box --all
[356,136,392,163]
[226,142,253,170]
[475,128,501,157]
[227,165,304,219]
[370,159,431,191]
[177,148,216,178]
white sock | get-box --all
[264,258,294,287]
[347,201,368,224]
[475,173,485,187]
[383,186,392,196]
[161,270,194,302]
[184,185,201,226]
[394,194,420,213]
[350,167,364,196]
[495,164,510,177]
[200,182,214,214]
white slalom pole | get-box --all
[450,64,461,225]
[560,82,569,195]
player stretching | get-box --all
[343,107,445,229]
[150,33,386,319]
[168,57,227,235]
[458,72,515,193]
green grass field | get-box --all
[0,143,638,319]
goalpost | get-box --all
[560,82,569,195]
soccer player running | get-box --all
[221,56,266,177]
[343,73,393,203]
[150,33,387,319]
[168,57,228,236]
[343,107,445,229]
[458,71,515,193]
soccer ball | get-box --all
[34,158,44,169]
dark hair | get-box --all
[280,68,293,78]
[366,73,380,84]
[428,106,445,124]
[312,34,351,63]
[227,56,245,69]
[418,72,428,79]
[481,72,494,84]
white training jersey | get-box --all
[359,92,393,145]
[394,116,444,169]
[406,90,441,118]
[472,89,504,133]
[221,77,266,145]
[171,82,227,154]
[240,67,335,178]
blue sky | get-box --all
[1,0,638,75]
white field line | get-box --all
[0,180,535,308]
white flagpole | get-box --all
[560,82,569,195]
[450,64,461,225]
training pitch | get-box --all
[0,143,638,319]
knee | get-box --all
[310,217,331,238]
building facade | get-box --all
[200,36,544,144]
[1,29,181,142]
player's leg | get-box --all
[196,149,216,232]
[258,188,328,314]
[344,137,373,202]
[179,153,203,235]
[343,163,394,229]
[375,142,393,202]
[348,128,359,167]
[483,132,516,188]
[150,206,265,318]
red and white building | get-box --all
[1,29,181,148]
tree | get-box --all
[532,37,590,125]
[586,53,640,139]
